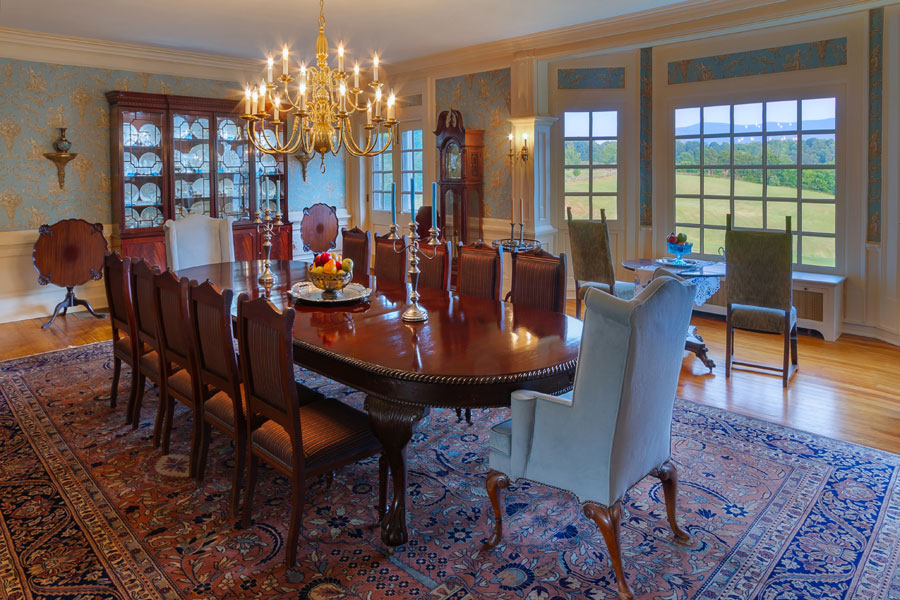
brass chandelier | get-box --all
[242,0,398,171]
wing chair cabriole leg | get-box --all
[583,501,633,600]
[484,469,510,547]
[650,460,691,544]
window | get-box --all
[563,110,618,220]
[400,129,423,213]
[674,98,836,267]
[370,132,393,211]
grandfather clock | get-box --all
[434,109,484,247]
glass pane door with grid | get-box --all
[173,113,213,219]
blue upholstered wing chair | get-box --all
[484,275,696,600]
[164,214,235,271]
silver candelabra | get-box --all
[392,220,441,322]
[255,207,282,285]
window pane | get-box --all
[734,103,763,133]
[675,169,701,195]
[801,134,835,165]
[734,199,763,228]
[801,169,835,199]
[565,196,589,220]
[675,107,701,136]
[802,236,835,267]
[401,152,413,171]
[676,197,700,223]
[733,135,763,165]
[703,168,731,196]
[803,203,835,234]
[767,135,797,165]
[802,98,835,130]
[675,139,700,165]
[703,228,726,256]
[592,196,617,220]
[382,172,393,189]
[766,100,797,131]
[413,129,423,147]
[402,130,413,147]
[413,151,423,171]
[592,140,617,165]
[704,198,730,226]
[565,141,590,165]
[564,112,590,137]
[592,111,617,137]
[677,227,701,248]
[767,202,798,231]
[703,105,731,134]
[734,169,764,197]
[565,168,589,193]
[767,169,798,197]
[591,168,617,194]
[373,173,383,191]
[703,139,731,166]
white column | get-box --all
[508,116,558,252]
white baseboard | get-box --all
[840,322,900,346]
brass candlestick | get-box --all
[255,207,282,285]
[392,220,441,322]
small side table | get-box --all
[32,219,108,328]
[491,238,541,254]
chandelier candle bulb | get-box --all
[373,54,379,82]
[375,87,382,118]
[251,89,258,115]
[339,83,346,111]
[244,87,252,114]
[273,96,280,121]
[267,56,274,83]
[338,43,344,72]
[387,91,395,121]
[282,46,289,76]
[366,100,372,125]
[354,63,360,89]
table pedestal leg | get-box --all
[42,286,107,329]
[686,325,715,373]
[365,395,424,547]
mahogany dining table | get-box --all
[176,260,582,547]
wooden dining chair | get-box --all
[126,260,168,441]
[456,241,503,300]
[417,240,452,291]
[236,294,386,566]
[102,252,136,410]
[151,270,201,459]
[374,233,408,283]
[341,226,372,275]
[506,248,568,314]
[300,203,339,253]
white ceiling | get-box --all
[0,0,689,66]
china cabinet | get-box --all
[434,109,484,247]
[106,91,292,268]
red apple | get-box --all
[667,234,678,244]
[335,260,342,271]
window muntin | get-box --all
[673,98,836,267]
[400,129,423,214]
[563,110,619,220]
[370,131,393,211]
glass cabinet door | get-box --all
[122,110,164,230]
[255,126,285,217]
[215,115,250,221]
[172,113,212,219]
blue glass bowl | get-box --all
[666,241,693,266]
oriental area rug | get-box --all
[1,343,899,600]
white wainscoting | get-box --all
[0,226,112,324]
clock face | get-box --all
[444,142,462,179]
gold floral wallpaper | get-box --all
[435,68,511,220]
[0,58,344,231]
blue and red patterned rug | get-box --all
[1,342,899,599]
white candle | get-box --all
[244,86,252,114]
[273,96,280,121]
[258,82,266,113]
[353,63,360,89]
[374,87,382,118]
[387,91,395,121]
[282,46,289,76]
[337,43,344,72]
[251,89,258,115]
[267,56,274,83]
[366,100,372,126]
[300,82,307,107]
[373,54,379,82]
[339,82,346,111]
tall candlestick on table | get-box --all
[409,177,415,215]
[390,182,397,226]
[520,197,524,223]
[431,181,438,229]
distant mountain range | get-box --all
[676,118,835,136]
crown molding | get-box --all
[0,27,257,82]
[389,0,896,81]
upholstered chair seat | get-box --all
[164,214,235,271]
[576,281,635,301]
[485,275,697,600]
[730,304,797,333]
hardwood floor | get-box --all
[2,307,899,454]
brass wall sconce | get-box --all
[293,150,315,182]
[508,132,528,164]
[43,128,78,189]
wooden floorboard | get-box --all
[3,305,899,454]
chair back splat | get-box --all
[341,226,372,275]
[456,241,503,300]
[506,248,567,313]
[374,233,408,283]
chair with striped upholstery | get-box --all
[237,294,386,566]
[102,252,137,410]
[151,270,200,460]
[374,232,408,283]
[126,260,167,441]
[506,248,568,314]
[340,227,372,277]
[456,242,503,300]
[417,240,452,291]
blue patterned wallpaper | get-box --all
[667,38,848,84]
[435,68,511,220]
[557,67,625,90]
[288,150,345,213]
[639,49,653,227]
[867,8,883,243]
[0,57,344,231]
